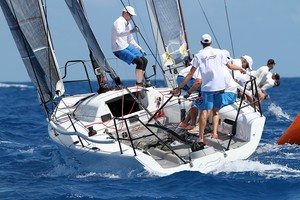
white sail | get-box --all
[0,0,65,103]
[146,0,190,88]
[65,0,121,85]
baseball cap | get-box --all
[242,55,253,70]
[123,6,136,16]
[201,34,212,44]
[267,59,276,65]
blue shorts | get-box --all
[177,76,201,92]
[219,92,237,108]
[192,91,235,110]
[113,45,143,65]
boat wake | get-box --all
[213,159,300,178]
[267,102,291,121]
[213,143,300,179]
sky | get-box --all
[0,0,300,82]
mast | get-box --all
[178,0,191,62]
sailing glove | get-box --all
[183,91,191,98]
[140,49,146,56]
[183,93,190,98]
[130,26,139,33]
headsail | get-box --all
[65,0,120,85]
[146,0,190,88]
[0,0,65,103]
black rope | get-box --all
[224,0,235,58]
[196,0,221,49]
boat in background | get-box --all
[277,113,300,145]
[0,0,266,175]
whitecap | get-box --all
[268,103,291,121]
[76,172,120,179]
[0,83,33,89]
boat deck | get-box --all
[133,126,248,169]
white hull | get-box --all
[48,86,265,176]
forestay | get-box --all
[65,0,120,84]
[0,0,65,103]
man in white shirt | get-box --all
[253,59,276,88]
[174,34,245,145]
[111,6,147,85]
[254,71,280,104]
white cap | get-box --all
[201,34,212,44]
[123,6,136,16]
[242,55,253,70]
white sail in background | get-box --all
[0,0,65,103]
[146,0,190,88]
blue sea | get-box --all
[1,78,300,200]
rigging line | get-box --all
[224,0,235,58]
[196,0,221,49]
[119,0,164,73]
[128,0,153,56]
[7,0,49,116]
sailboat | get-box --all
[0,0,266,175]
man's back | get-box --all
[193,47,226,92]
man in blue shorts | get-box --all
[112,6,147,86]
[174,34,245,144]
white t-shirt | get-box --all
[252,66,269,87]
[223,67,239,93]
[111,16,141,52]
[178,65,202,79]
[192,46,227,92]
[232,58,251,87]
[259,72,275,91]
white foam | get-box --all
[0,83,33,89]
[76,172,120,179]
[213,159,300,178]
[268,103,291,121]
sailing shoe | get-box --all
[135,82,143,86]
[185,124,195,130]
[175,122,188,131]
[211,133,218,139]
[187,125,199,135]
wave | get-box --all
[267,102,291,121]
[0,82,33,89]
[213,159,300,179]
[212,142,300,179]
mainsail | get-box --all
[146,0,190,88]
[0,0,65,103]
[65,0,120,85]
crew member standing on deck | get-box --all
[111,6,148,86]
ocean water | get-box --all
[1,78,300,200]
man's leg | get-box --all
[132,57,144,84]
[199,110,208,142]
[211,107,219,138]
